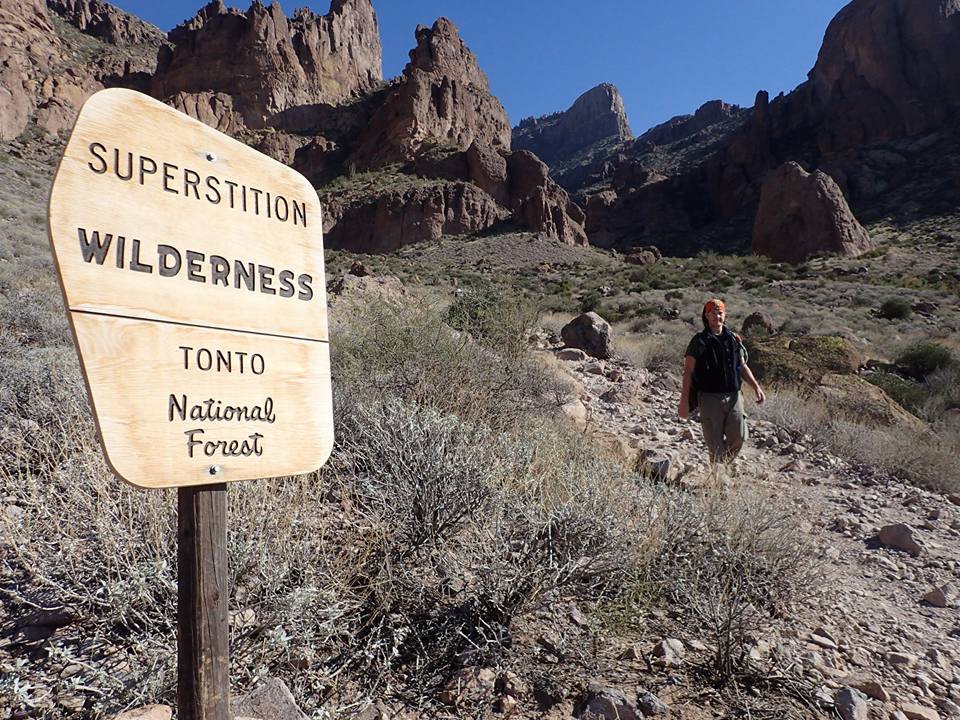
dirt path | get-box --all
[545,342,960,720]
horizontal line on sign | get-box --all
[69,308,329,344]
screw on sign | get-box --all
[47,88,335,719]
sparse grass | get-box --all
[754,389,960,493]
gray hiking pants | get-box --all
[698,391,746,464]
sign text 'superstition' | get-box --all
[48,88,334,489]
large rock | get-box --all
[152,0,383,129]
[350,17,510,169]
[745,335,865,386]
[752,161,872,263]
[508,150,588,246]
[573,685,641,720]
[512,83,632,164]
[321,180,509,253]
[561,312,612,360]
[233,677,308,720]
[814,374,928,434]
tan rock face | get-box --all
[752,161,872,263]
[152,0,382,129]
[350,17,510,169]
[0,0,60,139]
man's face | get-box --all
[707,305,725,332]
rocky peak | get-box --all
[349,16,511,169]
[47,0,165,46]
[512,83,632,164]
[152,0,382,129]
[636,99,744,147]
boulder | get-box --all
[745,335,864,386]
[624,245,662,265]
[350,18,510,168]
[233,677,308,720]
[923,582,960,608]
[573,685,641,720]
[834,687,869,720]
[813,374,928,434]
[561,312,612,359]
[152,0,383,129]
[877,523,925,557]
[740,311,774,338]
[466,141,509,205]
[752,162,872,263]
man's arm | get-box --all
[678,355,696,419]
[741,363,765,404]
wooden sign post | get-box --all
[48,88,334,719]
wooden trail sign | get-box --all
[48,88,334,489]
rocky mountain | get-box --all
[152,0,383,131]
[315,19,587,250]
[0,0,587,250]
[578,0,960,257]
[512,83,632,165]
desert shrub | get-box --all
[922,364,960,420]
[578,289,601,313]
[878,297,912,319]
[864,371,927,415]
[897,340,955,379]
[445,285,538,357]
[651,485,820,683]
[333,299,568,430]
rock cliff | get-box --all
[0,0,61,139]
[512,83,632,165]
[349,17,510,169]
[48,0,165,45]
[152,0,383,129]
[0,0,163,140]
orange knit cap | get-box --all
[703,298,726,314]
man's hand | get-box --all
[755,386,766,405]
[678,402,689,420]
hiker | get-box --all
[678,298,765,464]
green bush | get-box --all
[878,297,912,319]
[897,341,956,380]
[578,289,601,313]
[864,371,928,415]
[445,285,538,356]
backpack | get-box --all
[688,331,745,413]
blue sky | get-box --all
[111,0,850,135]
